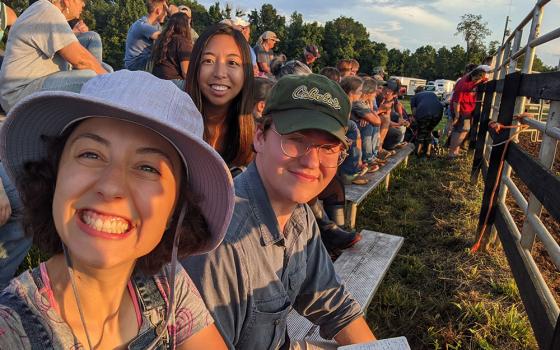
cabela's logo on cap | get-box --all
[292,85,341,110]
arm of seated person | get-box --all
[258,61,271,73]
[150,30,161,40]
[178,324,227,350]
[5,3,17,26]
[362,111,381,126]
[58,41,107,74]
[334,316,376,345]
[180,60,190,79]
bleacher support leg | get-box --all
[346,201,358,230]
[384,173,391,191]
[403,155,409,168]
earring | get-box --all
[65,7,70,14]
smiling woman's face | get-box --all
[198,34,245,110]
[52,117,182,270]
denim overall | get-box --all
[0,268,173,349]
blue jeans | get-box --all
[340,137,362,175]
[0,163,31,288]
[77,31,103,62]
[41,30,112,94]
[358,123,374,163]
[371,126,380,157]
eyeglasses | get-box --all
[271,128,348,168]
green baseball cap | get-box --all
[263,74,350,147]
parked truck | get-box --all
[389,76,427,96]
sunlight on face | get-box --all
[52,117,183,270]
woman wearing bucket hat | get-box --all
[0,71,233,349]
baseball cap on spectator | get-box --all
[263,74,350,147]
[178,5,191,17]
[476,64,493,73]
[262,31,280,42]
[231,17,250,27]
[386,78,401,93]
[373,75,387,85]
[304,45,320,58]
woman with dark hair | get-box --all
[0,71,232,349]
[151,12,193,88]
[185,23,255,168]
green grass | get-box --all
[359,153,537,349]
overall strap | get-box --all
[128,272,171,350]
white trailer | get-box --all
[433,79,455,97]
[389,76,427,96]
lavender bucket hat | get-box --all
[0,70,234,255]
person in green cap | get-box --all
[184,74,377,349]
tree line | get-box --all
[3,0,555,79]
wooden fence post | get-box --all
[475,72,521,249]
[471,80,496,182]
[469,84,485,148]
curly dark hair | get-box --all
[151,12,192,66]
[18,124,210,275]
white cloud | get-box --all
[369,5,454,29]
[367,21,402,48]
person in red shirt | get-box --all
[448,67,488,157]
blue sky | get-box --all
[198,0,560,67]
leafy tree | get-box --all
[171,0,212,34]
[456,13,491,62]
[387,48,410,77]
[322,16,369,67]
[248,3,286,51]
[283,12,324,66]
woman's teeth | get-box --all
[81,210,130,234]
[211,84,228,91]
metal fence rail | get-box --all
[469,1,560,349]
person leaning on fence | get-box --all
[151,12,193,89]
[448,66,489,158]
[184,74,377,349]
[0,0,109,113]
[0,71,234,349]
[124,0,167,71]
[410,87,444,157]
[184,23,255,170]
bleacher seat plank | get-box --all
[345,143,414,204]
[287,230,404,342]
[345,144,414,229]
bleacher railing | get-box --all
[469,0,560,348]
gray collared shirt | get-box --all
[183,163,362,350]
